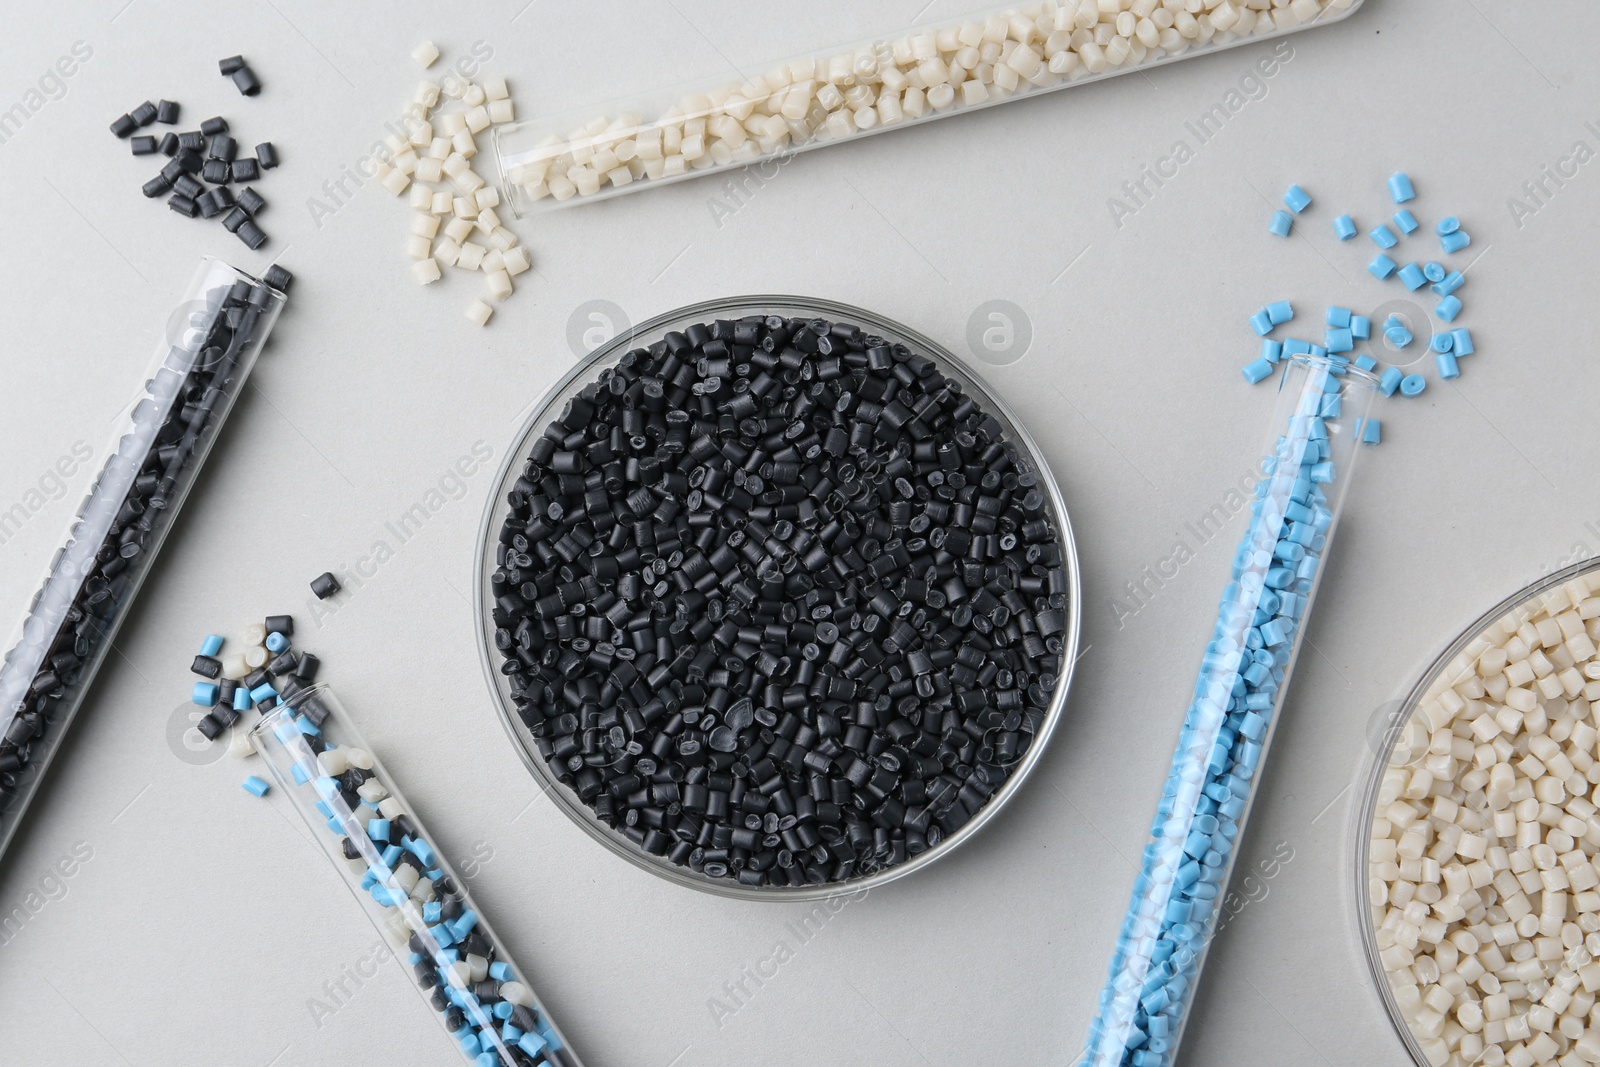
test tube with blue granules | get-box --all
[251,686,581,1067]
[1084,356,1378,1067]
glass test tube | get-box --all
[0,257,286,861]
[1083,356,1378,1067]
[251,686,581,1067]
[491,0,1362,217]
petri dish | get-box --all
[474,296,1081,899]
[1358,557,1600,1066]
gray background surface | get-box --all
[1,1,1597,1064]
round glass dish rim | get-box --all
[472,294,1084,901]
[1353,554,1600,1065]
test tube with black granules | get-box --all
[0,257,287,861]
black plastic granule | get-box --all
[487,313,1070,888]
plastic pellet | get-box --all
[1389,172,1416,203]
[488,312,1070,889]
[263,264,293,291]
[1441,230,1471,254]
[1249,311,1274,337]
[1361,417,1381,445]
[1451,328,1474,356]
[195,186,226,215]
[1365,563,1600,1065]
[1334,214,1357,240]
[1368,254,1398,280]
[200,634,224,658]
[310,572,340,599]
[202,159,230,185]
[242,775,270,797]
[1430,332,1452,354]
[1435,295,1463,323]
[1326,306,1351,328]
[1370,224,1398,249]
[110,113,137,138]
[130,100,157,126]
[1393,209,1419,235]
[1436,216,1460,236]
[1422,261,1446,283]
[192,681,220,707]
[465,299,492,325]
[485,269,513,301]
[1354,354,1377,372]
[1399,373,1426,397]
[413,41,440,68]
[1379,366,1403,396]
[1397,263,1427,291]
[293,653,320,682]
[142,174,172,198]
[1385,324,1413,349]
[232,65,262,96]
[158,132,178,156]
[1436,351,1459,379]
[1325,328,1353,354]
[156,100,179,124]
[1351,315,1371,341]
[1431,270,1464,297]
[1268,211,1293,237]
[1241,358,1274,385]
[414,259,443,285]
[1283,184,1312,214]
[232,158,260,183]
[265,615,293,637]
[218,55,246,75]
[256,142,278,169]
[177,131,205,152]
[237,187,266,216]
[131,135,158,156]
[1265,300,1293,326]
[237,220,267,250]
[200,116,228,136]
[1261,339,1283,365]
